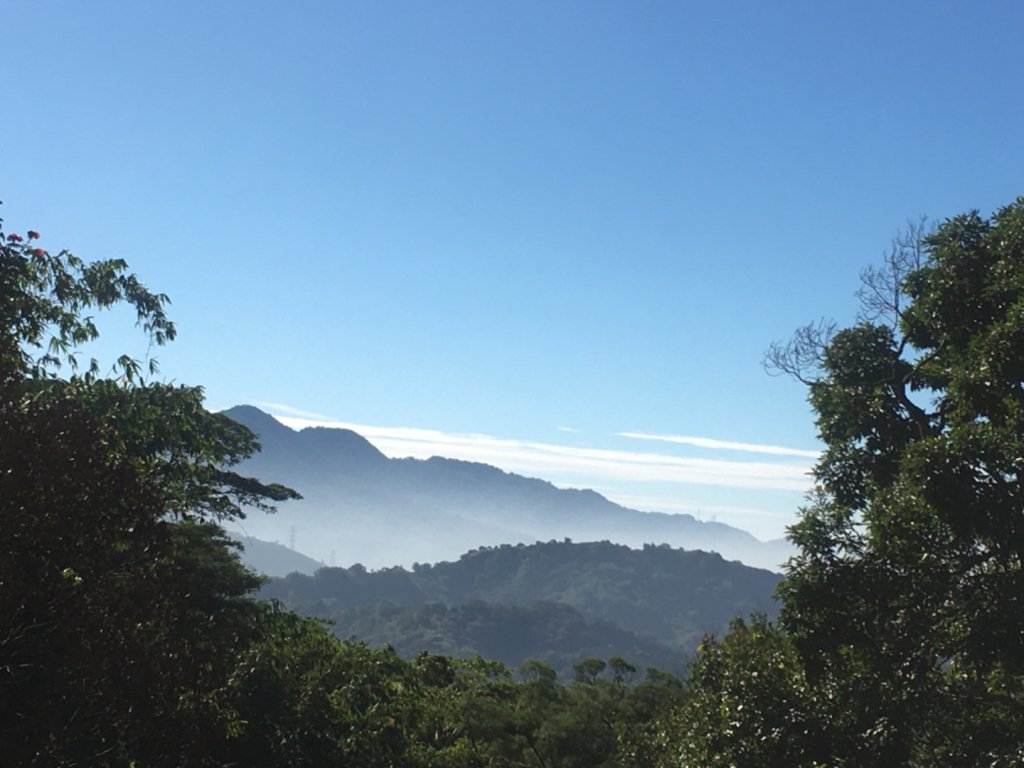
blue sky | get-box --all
[4,1,1022,539]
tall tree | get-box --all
[665,199,1024,767]
[0,212,297,766]
[766,199,1024,764]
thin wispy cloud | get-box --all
[255,401,335,421]
[619,431,820,459]
[274,416,814,493]
[611,494,791,520]
[556,426,581,433]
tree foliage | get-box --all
[675,198,1024,766]
[668,615,826,768]
[0,214,298,766]
[785,199,1024,764]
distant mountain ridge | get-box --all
[224,405,794,571]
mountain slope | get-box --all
[232,535,324,577]
[224,405,793,570]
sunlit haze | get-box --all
[5,1,1022,540]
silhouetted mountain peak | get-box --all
[221,405,297,444]
[295,425,387,463]
[223,407,388,473]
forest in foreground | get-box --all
[4,198,1024,766]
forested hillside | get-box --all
[326,600,690,679]
[262,539,779,675]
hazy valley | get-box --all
[224,405,794,573]
[226,405,786,679]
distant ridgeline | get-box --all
[260,539,781,679]
[223,405,794,572]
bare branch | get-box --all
[857,216,929,328]
[764,318,837,385]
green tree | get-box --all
[659,199,1024,768]
[667,616,826,768]
[614,667,687,768]
[409,654,527,767]
[764,199,1024,764]
[0,214,297,766]
[228,608,419,767]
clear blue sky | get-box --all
[4,1,1022,539]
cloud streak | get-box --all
[272,415,814,493]
[619,431,821,459]
[610,493,792,521]
[253,401,334,421]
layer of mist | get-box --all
[224,405,794,572]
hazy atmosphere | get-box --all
[5,1,1023,539]
[9,3,1024,765]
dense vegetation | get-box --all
[5,197,1024,765]
[311,598,685,680]
[261,539,779,677]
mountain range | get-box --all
[224,405,793,572]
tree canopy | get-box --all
[675,198,1024,766]
[0,211,307,765]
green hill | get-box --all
[262,539,780,676]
